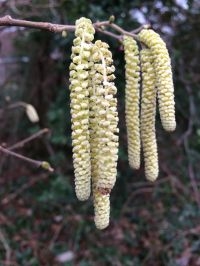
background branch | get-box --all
[0,145,54,172]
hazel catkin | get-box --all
[140,48,158,181]
[89,40,119,229]
[138,29,176,132]
[69,17,95,201]
[123,36,141,169]
[90,40,119,195]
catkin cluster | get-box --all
[123,29,176,182]
[69,18,118,229]
[69,18,176,229]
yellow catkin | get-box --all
[90,89,110,229]
[90,40,119,194]
[89,40,119,229]
[138,29,176,132]
[69,17,95,201]
[140,49,158,181]
[123,36,141,169]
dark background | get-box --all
[0,0,200,265]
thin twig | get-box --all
[94,20,138,39]
[131,24,151,33]
[95,27,121,41]
[1,174,48,205]
[178,59,200,208]
[8,128,50,150]
[0,146,54,172]
[0,101,26,117]
[0,229,11,266]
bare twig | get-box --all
[0,15,145,41]
[0,146,54,172]
[1,174,48,205]
[0,15,75,32]
[8,128,50,150]
[178,59,200,208]
[0,229,11,266]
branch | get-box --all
[0,15,149,41]
[8,128,50,150]
[0,145,54,172]
[0,15,75,32]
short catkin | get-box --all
[140,48,158,181]
[89,40,119,229]
[138,29,176,132]
[69,17,95,201]
[123,36,141,169]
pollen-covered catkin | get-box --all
[69,17,95,201]
[123,36,141,169]
[140,49,158,181]
[89,40,118,229]
[138,29,176,132]
[90,40,119,194]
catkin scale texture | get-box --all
[141,49,158,181]
[69,17,95,201]
[123,36,141,169]
[89,78,110,230]
[93,191,110,230]
[89,40,119,229]
[138,29,176,132]
[90,40,119,194]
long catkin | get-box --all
[69,17,95,201]
[90,40,119,194]
[123,36,141,169]
[140,48,158,181]
[138,29,176,132]
[90,40,119,229]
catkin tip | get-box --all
[163,121,176,132]
[93,190,110,230]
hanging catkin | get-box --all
[69,17,95,201]
[89,40,119,229]
[89,86,110,229]
[138,29,176,132]
[123,36,141,169]
[140,48,158,181]
[90,40,119,194]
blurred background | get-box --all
[0,0,200,265]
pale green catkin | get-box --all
[140,48,159,181]
[69,17,95,201]
[90,40,119,229]
[123,36,141,169]
[90,40,119,194]
[138,29,176,132]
